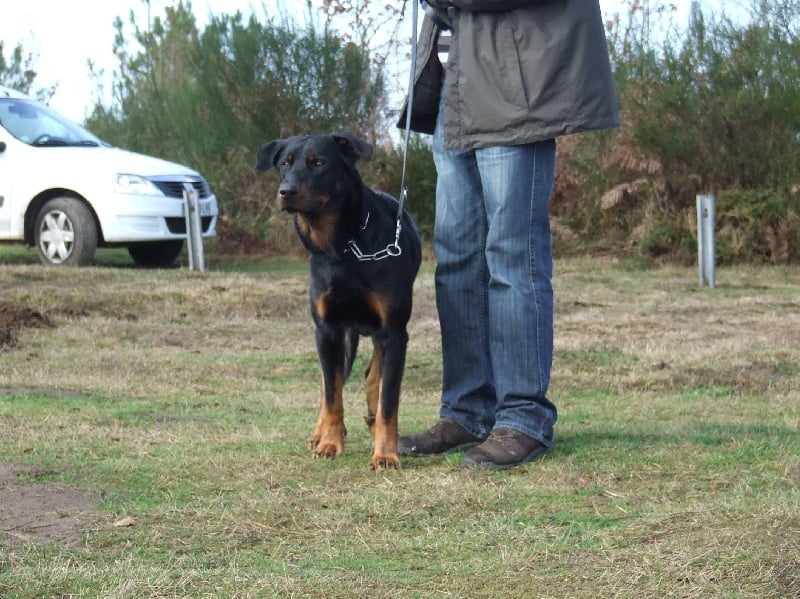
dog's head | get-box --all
[254,132,373,214]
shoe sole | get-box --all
[461,446,548,471]
[398,440,482,457]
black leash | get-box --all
[347,0,418,262]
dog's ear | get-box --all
[254,140,285,173]
[332,132,374,164]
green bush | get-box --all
[625,2,800,194]
[84,4,392,255]
[554,0,800,264]
[614,188,800,266]
[716,188,800,264]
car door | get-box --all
[0,124,11,235]
[0,105,31,240]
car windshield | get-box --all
[0,98,107,147]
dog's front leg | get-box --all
[368,331,407,470]
[308,326,347,459]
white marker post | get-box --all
[696,194,715,288]
[183,183,205,272]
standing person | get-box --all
[397,0,619,470]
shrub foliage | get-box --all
[555,0,800,263]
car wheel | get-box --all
[35,197,98,266]
[127,240,184,268]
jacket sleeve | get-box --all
[450,0,537,10]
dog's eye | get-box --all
[307,156,325,168]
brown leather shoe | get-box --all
[398,418,483,456]
[461,427,547,471]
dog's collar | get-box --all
[345,191,404,261]
[346,219,403,261]
[345,211,370,258]
[345,209,401,261]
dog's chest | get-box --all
[311,274,388,333]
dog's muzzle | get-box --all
[278,183,298,211]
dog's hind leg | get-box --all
[344,328,359,380]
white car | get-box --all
[0,86,218,266]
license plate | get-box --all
[198,201,213,216]
[182,200,213,217]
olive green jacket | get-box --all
[398,0,620,150]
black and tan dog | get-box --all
[255,133,421,470]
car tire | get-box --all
[127,240,184,268]
[35,196,98,266]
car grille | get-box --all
[166,217,214,234]
[150,177,212,199]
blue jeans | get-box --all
[432,120,558,447]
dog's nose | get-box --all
[279,183,298,197]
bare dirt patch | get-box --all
[0,463,100,548]
[0,300,53,351]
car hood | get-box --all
[87,146,202,178]
[23,144,203,178]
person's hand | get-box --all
[421,0,453,29]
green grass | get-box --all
[0,255,798,598]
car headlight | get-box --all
[114,174,162,196]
